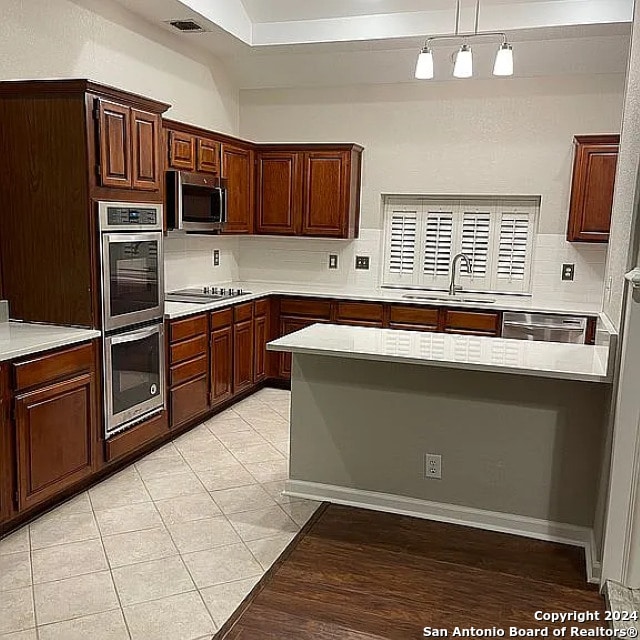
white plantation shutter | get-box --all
[382,196,537,293]
[460,207,491,285]
[423,209,454,285]
[389,212,417,274]
[494,204,534,293]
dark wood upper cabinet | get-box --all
[567,134,619,243]
[256,152,302,234]
[168,130,196,171]
[197,138,220,174]
[302,151,350,237]
[131,109,162,191]
[221,144,254,234]
[13,342,98,513]
[97,99,132,189]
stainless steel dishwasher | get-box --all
[501,312,587,343]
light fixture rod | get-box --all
[454,0,461,36]
[474,0,480,35]
[423,31,508,49]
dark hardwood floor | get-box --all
[217,504,606,640]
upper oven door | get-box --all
[101,232,164,331]
[171,171,227,232]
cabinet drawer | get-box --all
[14,342,94,392]
[105,411,168,463]
[336,301,384,323]
[170,375,209,428]
[170,335,207,365]
[211,308,233,329]
[254,298,269,317]
[389,305,439,328]
[280,297,332,319]
[444,310,500,335]
[234,302,253,323]
[170,355,208,388]
[170,314,207,344]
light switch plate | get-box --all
[213,250,220,267]
[355,256,370,270]
[329,254,338,269]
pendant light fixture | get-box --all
[414,0,514,80]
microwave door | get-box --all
[180,183,220,232]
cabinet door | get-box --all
[170,375,209,429]
[0,365,12,524]
[97,99,132,189]
[196,138,220,174]
[131,109,161,191]
[210,326,233,406]
[168,131,196,171]
[256,152,302,234]
[222,144,254,234]
[278,317,314,379]
[567,135,619,242]
[15,373,97,512]
[234,319,254,394]
[302,151,349,237]
[253,313,267,383]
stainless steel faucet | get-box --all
[449,253,472,295]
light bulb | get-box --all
[453,44,473,78]
[415,47,434,80]
[493,42,513,76]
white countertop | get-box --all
[267,323,612,383]
[0,322,101,363]
[165,281,605,321]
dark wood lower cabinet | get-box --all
[15,371,97,512]
[254,313,268,382]
[169,375,209,429]
[278,317,318,378]
[0,364,12,525]
[211,325,233,406]
[234,319,254,394]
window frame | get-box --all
[381,195,539,295]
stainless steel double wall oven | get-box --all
[99,202,165,438]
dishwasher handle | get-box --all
[502,320,585,331]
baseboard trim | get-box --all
[285,479,599,583]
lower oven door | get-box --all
[104,323,165,438]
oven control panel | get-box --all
[107,207,158,226]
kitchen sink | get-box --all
[401,293,496,304]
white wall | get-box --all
[0,0,239,134]
[238,75,623,301]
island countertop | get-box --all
[0,321,101,362]
[267,323,612,383]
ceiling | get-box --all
[110,0,633,89]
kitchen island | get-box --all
[267,323,613,580]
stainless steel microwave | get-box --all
[166,171,227,233]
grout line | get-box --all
[28,522,40,640]
[87,485,134,640]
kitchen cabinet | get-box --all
[335,301,384,327]
[567,134,619,243]
[167,130,196,171]
[221,143,254,234]
[164,122,221,175]
[233,303,254,394]
[443,310,501,336]
[13,343,98,512]
[197,138,220,174]
[96,99,162,192]
[210,309,233,407]
[253,299,269,382]
[256,146,363,239]
[388,305,439,331]
[256,151,302,234]
[168,314,210,429]
[0,364,12,525]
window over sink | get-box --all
[382,195,540,294]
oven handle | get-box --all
[110,325,161,345]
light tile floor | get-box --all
[0,388,320,640]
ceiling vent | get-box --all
[167,20,206,33]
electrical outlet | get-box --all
[425,453,442,479]
[355,256,370,270]
[329,254,338,269]
[561,263,574,281]
[213,250,220,267]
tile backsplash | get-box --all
[164,229,607,306]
